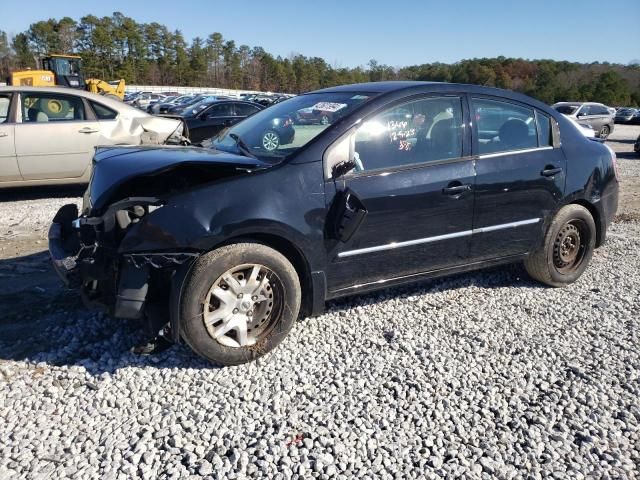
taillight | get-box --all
[605,144,620,181]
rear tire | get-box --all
[180,243,301,366]
[524,204,596,287]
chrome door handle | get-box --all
[78,127,99,134]
[442,184,471,195]
[0,132,8,138]
[541,166,562,177]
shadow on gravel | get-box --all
[0,250,543,375]
[616,152,639,160]
[0,185,86,203]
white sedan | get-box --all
[0,87,186,188]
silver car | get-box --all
[0,87,186,188]
[552,101,615,139]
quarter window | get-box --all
[0,95,11,123]
[22,93,85,123]
[472,98,537,155]
[353,96,464,172]
[535,111,552,147]
[90,101,118,120]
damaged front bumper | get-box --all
[48,202,197,323]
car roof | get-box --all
[553,101,605,107]
[0,86,150,114]
[312,81,557,113]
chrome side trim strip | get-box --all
[478,146,553,159]
[337,218,541,258]
[337,230,472,258]
[472,217,540,233]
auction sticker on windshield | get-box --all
[311,102,347,112]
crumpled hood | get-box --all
[93,108,186,146]
[87,146,272,212]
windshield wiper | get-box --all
[229,133,257,159]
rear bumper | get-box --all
[598,186,619,246]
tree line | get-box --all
[1,12,639,106]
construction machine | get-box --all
[8,54,126,100]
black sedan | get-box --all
[49,81,619,366]
[179,100,263,144]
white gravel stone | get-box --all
[1,133,639,478]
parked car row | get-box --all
[614,107,640,124]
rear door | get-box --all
[0,93,21,182]
[325,95,475,293]
[15,91,100,180]
[189,103,235,143]
[588,104,611,135]
[470,96,566,260]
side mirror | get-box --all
[577,112,587,117]
[332,159,356,178]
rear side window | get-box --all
[535,111,552,147]
[0,94,11,123]
[22,93,85,122]
[472,98,537,155]
[205,104,233,117]
[592,105,609,115]
[234,103,261,116]
[90,101,118,120]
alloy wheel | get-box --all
[262,132,280,151]
[202,264,282,348]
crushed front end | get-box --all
[48,198,196,321]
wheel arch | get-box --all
[568,199,603,247]
[215,232,316,319]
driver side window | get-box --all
[352,97,464,172]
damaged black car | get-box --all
[50,82,619,366]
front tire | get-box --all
[180,243,301,366]
[524,204,596,287]
[598,125,610,139]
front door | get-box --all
[325,95,475,293]
[0,93,21,182]
[15,92,99,180]
[189,103,235,143]
[469,96,566,260]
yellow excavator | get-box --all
[8,54,126,100]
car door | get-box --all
[324,95,475,293]
[589,104,610,135]
[15,91,100,181]
[470,96,566,260]
[0,93,21,183]
[189,103,235,143]
[575,105,591,128]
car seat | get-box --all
[27,108,48,122]
[498,119,529,150]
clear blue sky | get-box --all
[3,0,640,67]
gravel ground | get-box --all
[1,129,639,479]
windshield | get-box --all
[553,105,579,115]
[212,92,374,160]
